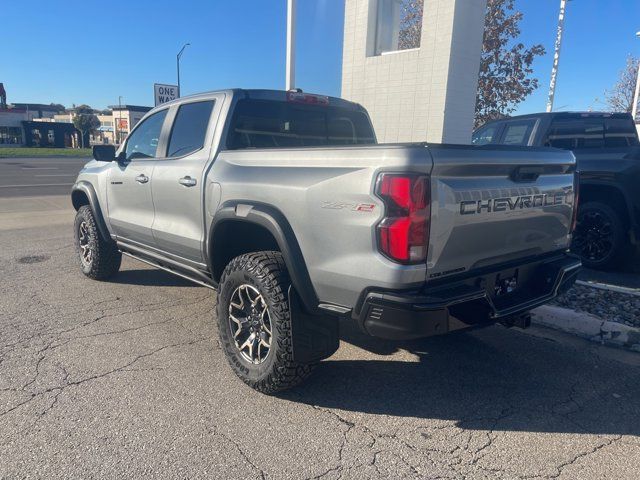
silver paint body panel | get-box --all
[74,89,576,310]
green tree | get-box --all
[475,0,545,128]
[74,104,94,115]
[603,55,639,113]
[73,110,100,148]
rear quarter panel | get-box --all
[209,145,433,308]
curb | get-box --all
[531,305,640,352]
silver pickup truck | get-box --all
[72,89,580,393]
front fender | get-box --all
[71,181,110,242]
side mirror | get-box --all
[93,145,116,162]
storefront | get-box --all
[0,108,28,146]
[21,121,87,148]
[0,126,23,145]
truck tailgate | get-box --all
[426,145,576,281]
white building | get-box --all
[341,0,487,144]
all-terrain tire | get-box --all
[216,251,314,393]
[571,201,631,270]
[73,205,121,280]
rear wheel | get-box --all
[571,201,629,270]
[216,251,314,393]
[73,205,121,279]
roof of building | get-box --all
[108,105,152,112]
[11,103,66,112]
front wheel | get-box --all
[73,205,121,280]
[216,251,314,393]
[571,201,630,270]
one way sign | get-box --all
[154,83,178,106]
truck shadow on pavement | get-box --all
[281,321,640,436]
[110,268,198,287]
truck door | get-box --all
[107,108,169,246]
[150,95,223,262]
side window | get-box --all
[125,109,168,160]
[472,125,498,146]
[545,117,604,150]
[501,120,536,146]
[604,118,640,148]
[167,100,215,157]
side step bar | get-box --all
[117,241,217,290]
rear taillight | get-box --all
[571,172,580,233]
[376,173,430,264]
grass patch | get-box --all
[0,147,92,158]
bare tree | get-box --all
[603,55,639,113]
[475,0,545,128]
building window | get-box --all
[374,0,423,55]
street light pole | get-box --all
[632,32,640,121]
[546,0,568,113]
[117,95,122,145]
[177,43,190,98]
[285,0,296,90]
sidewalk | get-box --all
[0,195,73,231]
[533,304,640,352]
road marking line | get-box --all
[0,183,74,188]
[21,167,59,170]
[34,174,76,177]
[575,279,640,297]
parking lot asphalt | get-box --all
[1,195,639,479]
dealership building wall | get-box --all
[341,0,486,144]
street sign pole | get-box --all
[177,43,190,98]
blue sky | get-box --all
[3,0,640,113]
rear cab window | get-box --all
[604,117,639,147]
[544,114,639,150]
[225,99,376,149]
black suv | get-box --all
[473,112,640,270]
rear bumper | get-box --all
[356,252,581,340]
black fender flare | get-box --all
[579,179,635,222]
[71,181,111,242]
[207,201,319,314]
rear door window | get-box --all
[226,99,376,149]
[604,117,639,147]
[167,100,215,157]
[500,120,536,146]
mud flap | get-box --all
[288,286,339,364]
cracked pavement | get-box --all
[1,197,639,479]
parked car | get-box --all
[71,89,580,393]
[473,112,640,270]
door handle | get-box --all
[135,174,149,184]
[178,176,197,187]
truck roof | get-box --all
[482,111,634,124]
[155,88,367,112]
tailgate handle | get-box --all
[511,166,544,183]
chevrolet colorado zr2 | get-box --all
[71,89,581,393]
